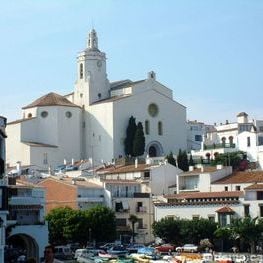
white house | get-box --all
[6,29,187,170]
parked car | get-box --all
[155,243,175,253]
[126,243,145,253]
[176,244,198,253]
[65,165,78,171]
[54,245,72,260]
[54,165,66,173]
[74,248,90,259]
[107,245,128,256]
[99,243,115,251]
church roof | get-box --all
[110,79,145,90]
[91,95,131,105]
[22,92,80,109]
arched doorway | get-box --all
[7,233,39,261]
[149,146,157,157]
[146,141,163,157]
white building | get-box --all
[154,168,263,227]
[191,112,263,169]
[98,161,183,243]
[7,178,48,262]
[6,29,187,170]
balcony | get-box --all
[115,208,130,213]
[134,193,150,198]
[9,197,43,206]
[77,197,104,203]
[136,206,147,213]
[204,143,236,150]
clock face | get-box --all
[97,60,102,68]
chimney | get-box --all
[16,161,21,176]
[200,165,204,172]
[64,159,67,165]
[146,155,152,165]
[148,71,156,80]
[135,158,138,168]
[226,120,229,124]
[216,164,223,170]
[71,158,74,165]
[189,166,194,171]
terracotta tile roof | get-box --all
[97,164,152,174]
[216,206,235,213]
[39,177,103,188]
[213,171,263,184]
[22,92,80,109]
[7,117,37,125]
[244,183,263,190]
[165,191,243,199]
[22,141,58,148]
[102,179,140,185]
[182,166,218,175]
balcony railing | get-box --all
[136,206,147,213]
[204,143,236,150]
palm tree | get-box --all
[129,214,139,243]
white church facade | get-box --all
[6,29,187,169]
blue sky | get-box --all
[1,0,262,124]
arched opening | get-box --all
[149,146,157,157]
[80,63,83,79]
[7,233,39,261]
[158,121,163,135]
[145,120,149,135]
[146,141,163,157]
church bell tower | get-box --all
[74,29,109,107]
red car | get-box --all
[155,244,175,253]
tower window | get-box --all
[80,63,83,79]
[247,137,251,147]
[145,120,149,135]
[158,121,163,135]
[27,113,32,118]
[98,93,101,99]
[41,111,48,118]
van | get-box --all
[74,248,90,259]
[54,245,72,260]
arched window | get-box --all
[27,113,32,118]
[158,121,163,135]
[145,120,149,135]
[229,136,234,145]
[80,63,83,79]
[221,137,226,146]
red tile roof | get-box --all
[165,191,243,199]
[97,164,152,174]
[213,171,263,184]
[22,92,80,109]
[244,183,263,190]
[7,117,37,125]
[216,206,235,213]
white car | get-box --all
[176,244,198,253]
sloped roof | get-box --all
[244,183,263,190]
[213,171,263,184]
[216,206,235,213]
[22,141,58,148]
[97,163,153,175]
[165,191,243,200]
[22,92,80,109]
[110,79,145,90]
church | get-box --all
[6,29,187,169]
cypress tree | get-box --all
[124,116,137,156]
[166,151,177,167]
[133,122,145,156]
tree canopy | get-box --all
[166,152,177,167]
[133,122,145,157]
[124,116,137,156]
[45,205,116,245]
[177,149,189,171]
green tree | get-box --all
[214,227,232,252]
[166,152,177,167]
[85,205,116,243]
[230,217,263,253]
[133,122,145,157]
[189,154,194,166]
[45,207,76,245]
[177,149,189,171]
[124,116,137,156]
[129,214,139,243]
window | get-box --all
[247,137,251,147]
[144,171,150,178]
[145,120,149,135]
[208,215,215,222]
[116,218,126,226]
[192,215,200,220]
[221,137,226,145]
[43,153,48,165]
[257,192,263,200]
[229,136,234,145]
[115,202,123,212]
[260,126,263,132]
[27,113,32,118]
[80,63,83,79]
[260,205,263,217]
[225,186,228,191]
[244,205,250,217]
[65,111,72,118]
[148,103,158,117]
[219,214,227,227]
[137,218,144,228]
[236,185,241,191]
[195,135,202,142]
[41,111,48,118]
[98,93,101,99]
[158,121,163,135]
[259,137,263,146]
